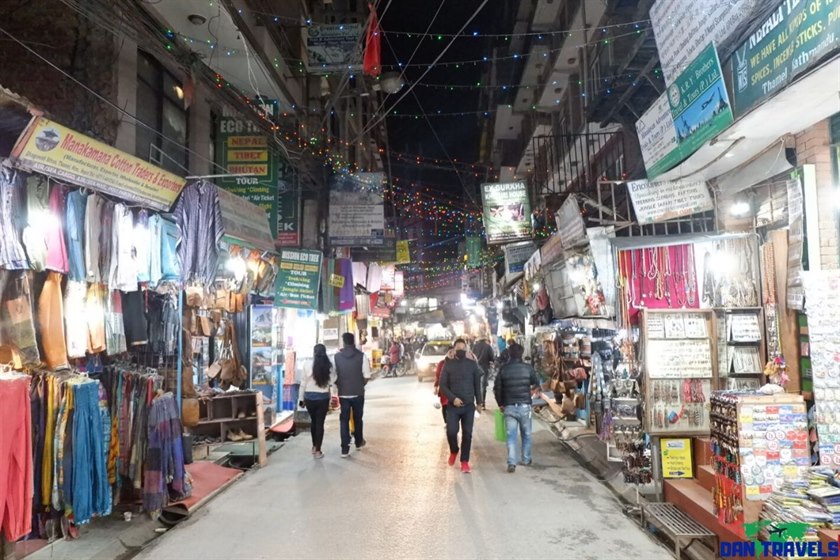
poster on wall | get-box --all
[275,249,322,310]
[329,172,386,246]
[11,117,185,211]
[303,23,364,73]
[481,181,532,245]
[667,43,733,158]
[215,117,278,238]
[730,0,840,117]
[250,304,275,402]
[626,179,713,224]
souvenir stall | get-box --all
[0,116,193,546]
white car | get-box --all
[415,341,451,382]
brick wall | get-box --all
[795,119,839,270]
[0,0,120,144]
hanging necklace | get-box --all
[686,244,697,306]
[675,245,687,307]
[655,248,666,300]
[664,246,673,305]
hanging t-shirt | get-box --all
[22,174,49,271]
[0,168,29,270]
[108,204,137,292]
[99,200,114,283]
[160,219,180,281]
[65,189,88,282]
[64,280,88,358]
[45,184,69,274]
[84,193,104,283]
[367,262,382,293]
[134,210,151,284]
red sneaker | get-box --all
[448,452,457,466]
[461,461,471,473]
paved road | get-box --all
[135,377,670,560]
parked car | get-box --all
[415,340,451,382]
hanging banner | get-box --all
[555,195,587,249]
[11,117,185,211]
[481,181,532,245]
[329,172,386,246]
[504,242,537,277]
[215,117,278,239]
[635,94,681,179]
[627,179,713,224]
[667,43,733,159]
[394,271,405,297]
[650,0,759,84]
[524,249,541,282]
[303,23,364,74]
[276,156,300,247]
[730,0,840,117]
[275,249,322,310]
[217,187,275,252]
[381,264,396,291]
[466,236,482,268]
[395,240,411,264]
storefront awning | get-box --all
[217,187,275,253]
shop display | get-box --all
[802,270,840,466]
[760,468,840,541]
[710,392,808,526]
[643,310,716,435]
[249,304,275,403]
[0,371,32,542]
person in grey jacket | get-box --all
[439,338,484,473]
[334,333,372,457]
[494,343,541,472]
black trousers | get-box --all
[446,403,476,462]
[304,397,330,451]
[339,396,365,452]
[441,403,448,424]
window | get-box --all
[136,51,188,175]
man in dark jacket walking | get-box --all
[439,338,484,473]
[334,333,372,457]
[494,343,540,472]
[472,337,494,409]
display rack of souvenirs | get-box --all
[714,307,765,391]
[642,309,716,435]
[710,391,809,527]
[759,467,840,542]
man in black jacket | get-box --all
[439,338,484,473]
[472,337,494,409]
[494,343,540,472]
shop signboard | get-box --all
[626,179,714,224]
[381,264,396,291]
[650,0,758,83]
[275,249,322,311]
[394,271,405,297]
[395,240,410,264]
[276,158,300,246]
[504,241,537,276]
[303,23,364,74]
[215,117,279,240]
[217,187,275,252]
[249,304,275,403]
[524,249,541,282]
[667,43,733,161]
[635,94,682,179]
[729,0,840,117]
[350,238,397,262]
[329,172,386,247]
[481,181,532,245]
[11,117,185,211]
[466,236,482,268]
[660,438,694,478]
[555,195,587,249]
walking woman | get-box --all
[300,344,336,459]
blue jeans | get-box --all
[339,396,365,452]
[504,404,532,466]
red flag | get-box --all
[363,3,381,77]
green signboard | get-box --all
[481,182,532,245]
[276,155,300,247]
[216,117,278,241]
[668,43,733,158]
[730,0,840,117]
[466,236,482,268]
[275,249,322,310]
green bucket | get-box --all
[494,409,506,442]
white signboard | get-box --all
[555,195,587,249]
[627,179,714,224]
[647,339,713,378]
[328,172,386,247]
[635,94,680,178]
[650,0,759,83]
[303,24,364,74]
[504,241,537,277]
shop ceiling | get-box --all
[145,0,292,108]
[656,57,840,188]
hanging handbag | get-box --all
[181,397,200,428]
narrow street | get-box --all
[135,378,669,560]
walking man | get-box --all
[334,332,372,457]
[439,338,484,473]
[494,343,541,472]
[472,336,495,410]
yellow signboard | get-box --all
[396,240,410,264]
[329,273,345,288]
[660,438,693,479]
[11,117,185,211]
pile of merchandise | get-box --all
[760,468,840,540]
